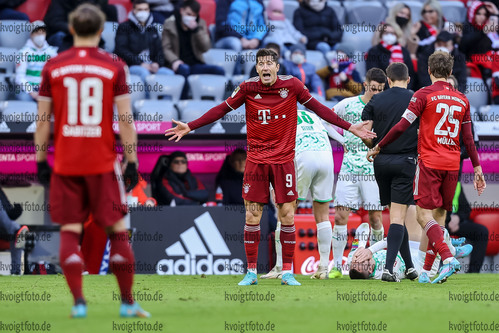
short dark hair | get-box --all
[365,67,386,84]
[265,42,281,55]
[181,0,201,14]
[386,62,409,81]
[255,48,278,65]
[349,268,369,279]
[69,3,105,37]
[428,51,453,79]
[133,0,148,8]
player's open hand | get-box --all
[165,119,191,142]
[349,121,376,140]
[473,166,486,196]
[366,145,380,162]
[352,247,371,263]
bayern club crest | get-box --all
[243,183,251,194]
[279,88,289,98]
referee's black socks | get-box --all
[399,225,414,270]
[385,224,404,273]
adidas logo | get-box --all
[254,94,262,99]
[157,212,244,275]
[287,190,294,196]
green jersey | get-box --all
[295,110,332,153]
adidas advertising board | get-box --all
[130,207,270,275]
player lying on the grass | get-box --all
[367,51,486,284]
[261,110,345,280]
[348,223,473,280]
[329,68,387,279]
[35,4,148,318]
[166,48,376,286]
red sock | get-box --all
[59,231,85,305]
[280,224,296,271]
[109,232,135,304]
[424,220,452,262]
[244,224,260,270]
[423,242,437,271]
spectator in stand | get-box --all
[214,0,267,52]
[44,0,117,51]
[366,23,416,90]
[413,0,455,57]
[15,21,58,101]
[316,50,362,100]
[417,31,467,92]
[156,151,209,206]
[0,0,29,20]
[215,149,246,205]
[0,187,28,275]
[282,43,324,96]
[162,0,224,98]
[372,3,419,59]
[293,0,342,55]
[262,0,307,52]
[115,0,173,86]
[147,0,177,24]
[249,42,287,77]
[459,1,499,77]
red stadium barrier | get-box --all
[198,0,216,27]
[16,0,51,22]
[108,0,133,13]
[473,213,499,256]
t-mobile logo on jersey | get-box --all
[257,109,286,125]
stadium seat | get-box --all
[146,74,185,101]
[176,100,218,122]
[199,0,216,26]
[327,1,346,26]
[203,49,238,78]
[344,1,386,26]
[187,74,227,101]
[102,22,119,53]
[283,0,300,21]
[465,78,489,109]
[133,100,178,120]
[241,49,258,75]
[129,74,146,109]
[15,0,51,22]
[440,1,467,23]
[0,47,18,75]
[0,101,37,123]
[335,25,375,54]
[114,4,128,23]
[386,1,423,23]
[478,105,499,122]
[306,50,327,71]
[231,74,249,85]
[0,21,30,49]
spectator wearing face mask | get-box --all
[372,3,419,58]
[417,31,467,92]
[316,50,362,100]
[156,151,209,206]
[282,43,324,96]
[366,23,416,90]
[115,0,174,86]
[15,21,58,102]
[249,42,288,77]
[162,0,225,99]
[262,0,307,52]
[293,0,343,54]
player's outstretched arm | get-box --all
[462,121,486,195]
[348,121,377,141]
[165,119,191,142]
[34,100,52,186]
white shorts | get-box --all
[333,173,383,210]
[295,150,334,202]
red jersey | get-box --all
[39,47,129,175]
[225,75,312,164]
[403,81,471,171]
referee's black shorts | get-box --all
[373,154,417,206]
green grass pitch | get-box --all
[0,274,498,333]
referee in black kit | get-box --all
[361,63,419,282]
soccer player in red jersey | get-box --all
[34,4,149,318]
[367,51,486,284]
[165,48,376,286]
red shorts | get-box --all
[49,168,128,228]
[242,160,298,204]
[413,159,459,211]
